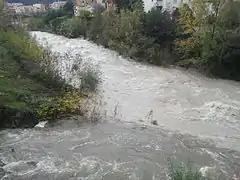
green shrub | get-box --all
[0,30,43,61]
[174,0,240,80]
[168,163,205,180]
[0,0,96,127]
[87,11,115,46]
[144,7,176,46]
[28,0,240,81]
[115,0,144,12]
[79,65,101,92]
[24,17,45,31]
[49,15,69,33]
[59,17,89,38]
[37,91,84,120]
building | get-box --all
[7,3,23,7]
[50,1,67,9]
[75,0,98,8]
[74,0,98,15]
[7,3,47,15]
[33,3,47,12]
[74,0,117,15]
[144,0,189,12]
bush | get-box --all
[24,17,45,31]
[115,0,144,12]
[168,163,205,180]
[0,30,43,61]
[79,65,101,92]
[0,0,100,128]
[26,5,168,65]
[28,0,240,81]
[144,7,176,46]
[36,91,84,120]
[87,11,114,46]
[59,17,89,38]
[174,0,240,80]
[33,49,68,90]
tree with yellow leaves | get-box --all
[174,0,233,70]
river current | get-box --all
[0,32,240,179]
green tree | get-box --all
[128,0,144,12]
[62,0,74,16]
[144,7,176,46]
[115,0,144,12]
[174,0,240,79]
[219,0,240,29]
[174,3,201,60]
[115,0,129,10]
[0,0,10,30]
[108,10,143,55]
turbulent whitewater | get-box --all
[32,32,240,151]
[0,32,240,179]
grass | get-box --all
[0,39,101,128]
[168,163,206,180]
[0,2,98,128]
[0,56,47,110]
[0,54,52,128]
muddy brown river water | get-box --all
[0,32,240,179]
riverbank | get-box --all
[32,31,240,153]
[0,9,100,128]
[0,30,87,128]
[25,0,240,82]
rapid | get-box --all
[0,32,239,179]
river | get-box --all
[0,31,240,179]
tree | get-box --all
[115,0,144,12]
[92,3,105,14]
[0,0,8,30]
[174,0,240,79]
[144,7,176,46]
[174,3,201,60]
[128,0,144,12]
[219,0,240,29]
[115,0,129,10]
[62,0,74,16]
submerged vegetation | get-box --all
[26,0,240,81]
[0,0,100,128]
[168,164,205,180]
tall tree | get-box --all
[115,0,129,10]
[219,0,240,29]
[115,0,144,12]
[174,0,240,77]
[128,0,144,12]
[0,0,10,30]
[62,0,74,16]
[144,7,175,45]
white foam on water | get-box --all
[3,161,37,176]
[35,121,48,128]
[201,101,240,123]
[199,166,216,177]
[29,31,240,151]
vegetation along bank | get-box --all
[0,0,100,128]
[26,0,240,81]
